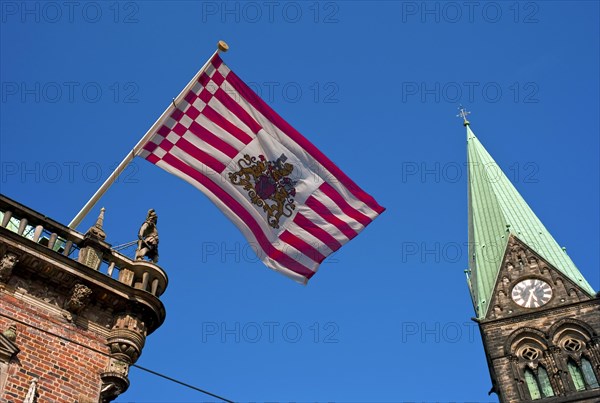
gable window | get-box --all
[524,368,541,399]
[512,338,557,400]
[537,366,554,397]
[581,358,599,389]
[567,359,586,391]
[523,366,555,400]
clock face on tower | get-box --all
[511,278,553,308]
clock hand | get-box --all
[526,289,534,306]
[531,292,539,307]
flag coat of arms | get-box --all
[138,54,384,283]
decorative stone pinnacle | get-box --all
[86,207,107,241]
[97,207,105,227]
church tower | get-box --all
[463,116,600,402]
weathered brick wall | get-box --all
[0,291,109,403]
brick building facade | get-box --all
[0,194,167,402]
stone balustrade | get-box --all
[0,194,167,298]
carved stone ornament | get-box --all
[100,314,146,402]
[13,278,62,307]
[23,379,38,403]
[65,283,93,315]
[106,314,147,365]
[0,252,18,283]
[85,207,107,241]
[99,372,129,403]
[78,246,103,271]
[134,209,159,263]
[507,238,527,265]
[78,208,107,270]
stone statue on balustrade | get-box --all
[134,209,159,263]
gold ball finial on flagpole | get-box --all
[218,40,229,52]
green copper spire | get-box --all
[466,123,595,319]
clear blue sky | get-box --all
[1,1,598,402]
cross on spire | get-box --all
[457,105,471,126]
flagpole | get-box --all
[68,41,229,229]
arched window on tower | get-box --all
[560,335,600,391]
[567,359,586,391]
[522,365,555,400]
[524,368,541,400]
[510,335,557,401]
[581,358,599,389]
[537,366,555,397]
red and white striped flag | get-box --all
[137,54,384,283]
